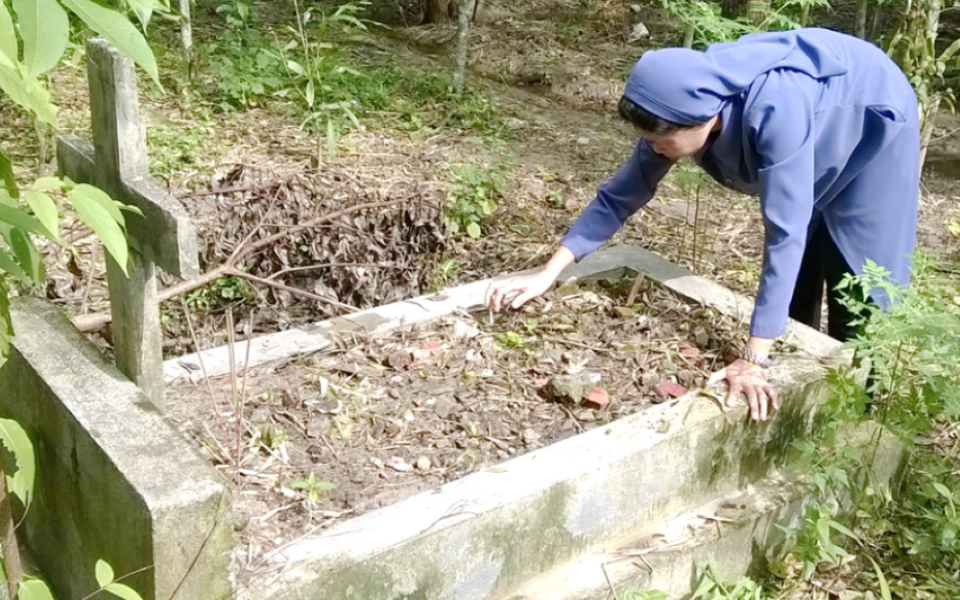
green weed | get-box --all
[184,276,256,314]
[443,163,507,238]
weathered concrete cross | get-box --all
[57,38,200,410]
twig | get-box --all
[227,308,239,470]
[175,178,291,199]
[265,262,414,280]
[601,562,620,600]
[181,301,230,440]
[79,241,100,314]
[77,565,156,600]
[226,268,359,313]
[625,269,647,306]
[71,198,413,332]
[238,310,257,470]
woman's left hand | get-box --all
[722,359,779,422]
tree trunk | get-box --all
[801,3,810,26]
[723,0,768,27]
[870,4,883,38]
[423,0,452,23]
[855,0,869,38]
[919,96,940,175]
[180,0,194,77]
[453,0,477,92]
[746,0,768,27]
[683,25,695,48]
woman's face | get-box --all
[636,115,720,160]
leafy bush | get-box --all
[443,163,507,238]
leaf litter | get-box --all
[166,275,754,582]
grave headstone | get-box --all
[57,38,200,410]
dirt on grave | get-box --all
[165,276,758,579]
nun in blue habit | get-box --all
[486,28,920,422]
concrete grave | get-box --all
[159,245,884,600]
[3,242,894,600]
[0,299,231,600]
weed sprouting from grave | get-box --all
[443,163,507,238]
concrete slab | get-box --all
[507,421,906,600]
[0,299,233,600]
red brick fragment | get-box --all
[653,380,687,398]
[584,387,610,408]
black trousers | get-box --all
[788,222,860,342]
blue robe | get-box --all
[562,28,920,338]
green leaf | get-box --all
[0,60,58,124]
[60,0,160,86]
[95,559,115,587]
[18,580,56,600]
[71,183,125,226]
[31,176,63,192]
[0,0,18,63]
[0,278,12,370]
[868,557,892,600]
[105,583,145,600]
[0,418,36,506]
[0,247,29,281]
[827,518,859,542]
[933,481,953,501]
[68,184,129,275]
[286,60,304,76]
[0,148,17,198]
[466,222,481,238]
[24,190,60,240]
[305,79,315,107]
[0,202,47,236]
[13,0,69,77]
[9,228,45,283]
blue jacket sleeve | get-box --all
[561,139,674,260]
[745,70,819,338]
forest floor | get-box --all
[1,0,960,597]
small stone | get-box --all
[386,350,413,370]
[522,428,541,443]
[436,438,452,449]
[681,347,700,361]
[576,410,597,422]
[489,438,510,451]
[370,457,385,468]
[416,456,431,471]
[641,371,660,388]
[306,416,331,439]
[545,372,602,404]
[678,369,696,387]
[563,198,580,212]
[321,510,341,519]
[577,137,590,145]
[584,387,610,408]
[249,406,272,424]
[532,377,550,388]
[629,3,642,12]
[421,340,442,351]
[628,22,649,42]
[403,409,416,422]
[653,379,687,399]
[452,320,480,340]
[388,456,413,472]
[694,327,710,347]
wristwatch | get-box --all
[739,346,772,369]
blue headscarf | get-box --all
[624,30,849,126]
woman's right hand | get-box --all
[484,269,559,313]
